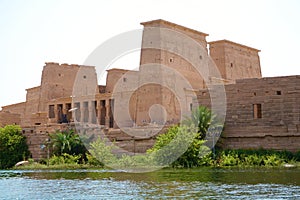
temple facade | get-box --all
[0,19,299,159]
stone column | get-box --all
[71,102,76,122]
[80,102,85,123]
[54,104,58,123]
[97,100,101,125]
[88,101,94,124]
[105,99,110,128]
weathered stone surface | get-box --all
[197,75,300,152]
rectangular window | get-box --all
[253,104,262,119]
[276,91,282,95]
[49,105,55,118]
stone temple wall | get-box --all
[197,75,300,152]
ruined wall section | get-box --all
[209,40,262,82]
[196,75,300,152]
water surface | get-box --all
[0,168,299,199]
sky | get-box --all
[0,0,299,108]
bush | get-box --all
[86,153,103,167]
[244,154,263,166]
[115,154,154,169]
[263,155,283,166]
[88,137,117,166]
[294,151,300,161]
[215,149,297,167]
[218,151,240,166]
[0,125,29,169]
[48,153,81,165]
[148,125,212,168]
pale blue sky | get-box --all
[0,0,299,107]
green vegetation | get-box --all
[214,149,299,167]
[145,106,220,168]
[147,125,212,168]
[88,137,116,166]
[182,106,218,140]
[50,129,87,157]
[0,125,29,169]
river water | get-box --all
[0,168,299,199]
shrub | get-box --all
[48,153,81,165]
[218,151,239,166]
[294,151,300,161]
[0,125,29,169]
[263,155,283,166]
[148,125,212,168]
[88,137,117,166]
[86,153,103,167]
[215,149,297,167]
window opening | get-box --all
[253,104,262,119]
[276,91,282,95]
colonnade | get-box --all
[48,98,114,128]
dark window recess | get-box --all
[254,92,256,96]
[190,103,193,111]
[83,75,87,79]
[276,91,282,95]
[230,63,233,67]
[253,104,262,119]
[123,77,127,82]
[49,105,55,118]
[199,55,202,60]
[169,58,174,63]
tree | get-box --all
[0,125,29,169]
[50,129,86,156]
[183,106,217,140]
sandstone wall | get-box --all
[209,40,262,81]
[197,75,300,152]
[0,112,21,127]
[22,124,70,160]
[1,102,25,126]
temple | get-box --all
[0,19,299,159]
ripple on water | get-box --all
[0,169,299,199]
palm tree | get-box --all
[183,106,217,140]
[50,129,81,155]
